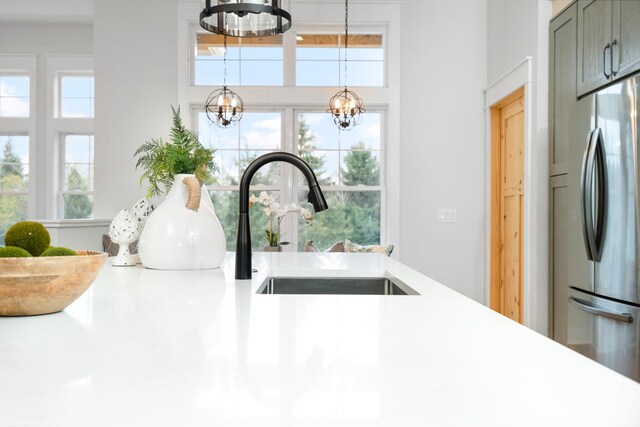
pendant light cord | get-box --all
[223,35,228,87]
[344,0,348,90]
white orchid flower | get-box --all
[258,191,273,205]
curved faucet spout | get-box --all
[236,152,328,280]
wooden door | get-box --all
[577,0,613,97]
[490,88,525,323]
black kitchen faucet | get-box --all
[235,152,328,280]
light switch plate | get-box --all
[437,209,457,223]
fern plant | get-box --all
[134,106,218,198]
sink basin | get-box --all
[258,276,420,295]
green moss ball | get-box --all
[5,221,51,256]
[0,246,32,258]
[40,246,77,257]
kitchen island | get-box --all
[1,252,639,426]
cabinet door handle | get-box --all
[611,38,619,77]
[603,42,611,79]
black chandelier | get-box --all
[327,0,365,130]
[200,0,292,38]
[204,36,244,128]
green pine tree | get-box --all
[1,139,24,179]
[0,175,27,245]
[64,167,92,219]
[298,119,330,186]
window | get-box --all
[198,111,283,250]
[296,33,384,86]
[59,75,94,118]
[61,135,94,219]
[194,33,283,86]
[51,61,95,218]
[181,15,396,252]
[0,75,30,117]
[0,135,29,244]
[295,112,382,250]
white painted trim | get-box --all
[484,57,537,328]
[45,55,94,219]
[37,218,110,228]
[177,0,401,256]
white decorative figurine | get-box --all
[109,209,141,267]
[130,198,154,264]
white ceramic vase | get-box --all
[138,174,226,270]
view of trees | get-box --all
[64,166,92,219]
[0,140,27,245]
[0,138,92,245]
[297,139,381,251]
[208,118,381,252]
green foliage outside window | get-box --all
[207,117,381,252]
[0,140,27,245]
[64,167,92,219]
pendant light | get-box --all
[328,0,365,131]
[200,0,292,38]
[204,36,244,128]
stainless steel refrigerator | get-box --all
[567,72,640,382]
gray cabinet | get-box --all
[577,0,640,97]
[550,175,568,344]
[549,3,576,176]
[612,1,640,79]
[548,4,576,341]
[577,0,613,97]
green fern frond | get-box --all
[134,106,218,197]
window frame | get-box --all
[294,30,387,88]
[58,133,95,219]
[46,55,95,219]
[190,25,286,87]
[193,105,387,250]
[56,72,95,119]
[0,55,37,221]
[290,107,386,248]
[178,1,400,255]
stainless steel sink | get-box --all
[258,276,420,295]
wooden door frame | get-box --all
[489,87,525,316]
[484,57,538,329]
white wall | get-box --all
[486,0,552,335]
[399,0,488,302]
[93,0,179,218]
[0,24,93,55]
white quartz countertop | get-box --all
[2,252,640,426]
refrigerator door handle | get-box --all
[592,128,607,262]
[581,129,597,261]
[569,296,633,323]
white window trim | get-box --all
[56,71,95,119]
[178,1,401,256]
[58,133,94,219]
[0,55,37,220]
[46,55,94,219]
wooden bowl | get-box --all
[0,250,107,316]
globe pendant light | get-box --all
[328,0,365,131]
[200,0,292,38]
[204,36,244,128]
